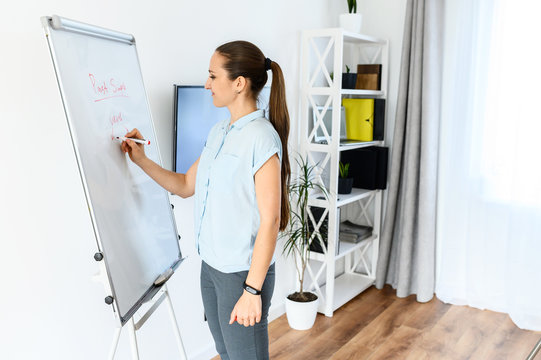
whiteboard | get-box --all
[42,15,182,325]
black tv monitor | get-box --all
[173,85,270,173]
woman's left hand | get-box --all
[229,291,262,327]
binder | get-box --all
[342,98,374,141]
[374,98,385,141]
[340,146,389,190]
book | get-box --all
[339,221,373,243]
[355,64,382,90]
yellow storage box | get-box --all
[342,98,374,141]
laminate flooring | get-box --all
[211,285,541,359]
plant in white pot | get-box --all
[281,155,328,330]
[339,0,363,33]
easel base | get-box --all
[108,284,187,360]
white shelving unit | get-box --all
[299,28,388,317]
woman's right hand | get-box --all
[121,128,147,165]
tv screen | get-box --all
[173,85,270,173]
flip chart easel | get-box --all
[41,14,187,359]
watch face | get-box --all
[246,287,257,295]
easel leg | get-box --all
[107,286,186,360]
[164,286,188,360]
[108,327,122,360]
[128,318,140,360]
[526,336,541,360]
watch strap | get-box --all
[243,281,262,295]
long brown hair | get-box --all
[216,40,291,231]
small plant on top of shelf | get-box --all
[340,0,362,33]
[347,0,357,13]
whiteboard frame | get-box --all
[41,15,183,326]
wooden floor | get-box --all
[213,285,541,359]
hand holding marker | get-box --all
[119,129,149,165]
[116,136,150,145]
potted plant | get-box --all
[281,155,328,330]
[338,161,354,194]
[339,0,363,33]
[342,65,357,89]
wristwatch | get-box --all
[243,281,262,295]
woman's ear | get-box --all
[234,76,247,94]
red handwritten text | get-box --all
[110,112,129,139]
[110,112,124,126]
[89,73,128,102]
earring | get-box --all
[236,90,241,94]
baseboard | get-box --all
[269,302,286,322]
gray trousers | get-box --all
[200,261,275,360]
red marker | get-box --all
[116,136,150,145]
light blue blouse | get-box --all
[194,109,282,273]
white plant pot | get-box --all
[339,13,363,33]
[285,295,319,330]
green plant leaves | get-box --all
[280,154,328,295]
[339,161,350,178]
[347,0,357,13]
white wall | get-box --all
[357,0,408,160]
[0,1,406,359]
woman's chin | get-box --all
[212,100,225,108]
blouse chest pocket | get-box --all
[209,152,241,188]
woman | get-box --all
[121,40,290,360]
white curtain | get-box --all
[436,0,541,330]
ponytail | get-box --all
[268,61,291,231]
[216,41,291,231]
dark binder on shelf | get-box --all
[340,146,389,190]
[374,98,385,141]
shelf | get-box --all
[338,188,378,206]
[303,28,386,45]
[309,188,377,208]
[307,141,384,152]
[309,234,377,262]
[301,27,386,317]
[341,30,386,45]
[339,140,384,151]
[341,89,385,97]
[316,272,375,314]
[307,87,385,98]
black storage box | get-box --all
[340,146,389,190]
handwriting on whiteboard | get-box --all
[110,112,129,140]
[89,73,128,102]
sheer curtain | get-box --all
[436,0,541,330]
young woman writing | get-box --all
[121,40,290,360]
